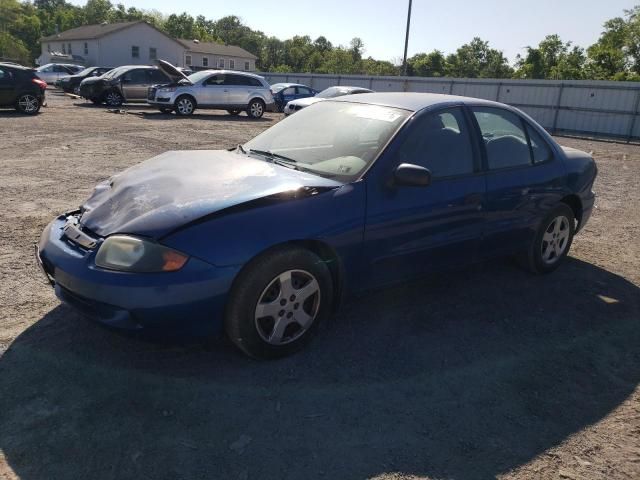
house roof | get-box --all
[178,39,257,60]
[41,21,142,42]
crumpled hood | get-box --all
[79,150,342,238]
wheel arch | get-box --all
[560,194,583,229]
[229,239,345,314]
[175,93,198,108]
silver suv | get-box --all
[148,60,275,118]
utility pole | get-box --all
[402,0,413,76]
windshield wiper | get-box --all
[248,149,297,164]
[236,144,247,154]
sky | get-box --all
[70,0,637,64]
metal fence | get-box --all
[261,72,640,141]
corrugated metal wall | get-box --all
[262,73,640,140]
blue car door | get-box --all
[469,106,567,258]
[363,106,486,288]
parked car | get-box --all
[284,86,373,115]
[147,60,275,118]
[0,62,47,114]
[36,93,597,359]
[79,65,173,106]
[35,63,83,85]
[56,66,112,94]
[271,82,317,112]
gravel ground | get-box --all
[0,92,638,480]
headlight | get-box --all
[159,87,177,93]
[95,235,189,272]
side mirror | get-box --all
[393,163,432,187]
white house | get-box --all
[39,21,257,71]
[178,39,257,72]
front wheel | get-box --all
[15,94,41,114]
[175,95,196,116]
[225,247,333,359]
[521,204,575,274]
[104,90,123,107]
[246,99,265,119]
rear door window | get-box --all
[472,107,531,170]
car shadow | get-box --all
[138,111,276,122]
[0,258,638,480]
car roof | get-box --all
[0,62,31,71]
[272,82,305,87]
[191,69,265,79]
[329,92,508,112]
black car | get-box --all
[56,66,112,94]
[0,62,47,114]
[79,65,174,106]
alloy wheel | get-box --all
[105,91,123,106]
[249,101,264,118]
[254,269,321,345]
[17,94,39,113]
[541,215,570,265]
[177,98,194,115]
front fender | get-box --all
[161,181,367,285]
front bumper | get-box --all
[37,215,239,337]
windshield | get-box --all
[270,83,290,93]
[243,101,410,181]
[103,67,126,79]
[77,67,95,76]
[187,70,212,83]
[316,87,353,99]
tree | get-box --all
[84,0,112,24]
[407,51,446,77]
[515,35,585,79]
[445,37,512,78]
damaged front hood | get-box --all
[79,150,342,238]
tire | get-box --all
[225,247,333,359]
[520,203,575,274]
[246,98,266,119]
[227,109,241,116]
[175,95,196,116]
[15,93,41,114]
[159,107,173,114]
[104,90,123,107]
[73,86,80,95]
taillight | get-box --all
[32,78,47,89]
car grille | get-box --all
[148,87,156,101]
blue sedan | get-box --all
[270,82,317,112]
[37,93,597,359]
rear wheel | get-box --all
[175,95,196,116]
[225,247,333,359]
[520,204,575,274]
[227,109,242,116]
[247,99,265,119]
[104,90,123,107]
[15,94,40,114]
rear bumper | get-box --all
[577,190,596,232]
[37,215,239,337]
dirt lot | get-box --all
[0,92,639,480]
